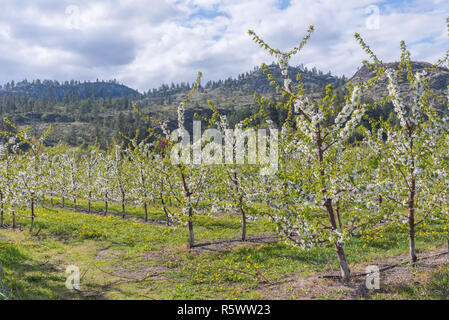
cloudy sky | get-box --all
[0,0,447,92]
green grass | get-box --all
[390,265,449,300]
[0,203,448,300]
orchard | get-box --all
[0,18,448,299]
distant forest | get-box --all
[0,64,354,148]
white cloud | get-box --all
[0,0,447,91]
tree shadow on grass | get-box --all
[192,235,280,252]
[0,242,83,300]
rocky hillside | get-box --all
[0,61,446,148]
[350,61,449,101]
[138,64,344,107]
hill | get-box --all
[0,79,140,101]
[0,61,447,148]
[0,65,344,147]
[350,61,449,99]
[349,61,449,121]
[137,64,344,108]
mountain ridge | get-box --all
[0,61,446,147]
[0,79,140,101]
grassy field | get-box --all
[0,201,448,300]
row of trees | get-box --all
[244,21,449,279]
[0,21,448,281]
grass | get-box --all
[0,202,448,300]
[398,265,449,299]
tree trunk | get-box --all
[408,223,417,263]
[316,123,350,280]
[335,243,351,280]
[407,133,418,264]
[88,191,92,213]
[144,200,148,222]
[0,191,3,228]
[30,194,35,233]
[73,197,77,210]
[325,200,351,280]
[236,178,246,242]
[121,191,126,219]
[105,200,108,216]
[164,208,170,226]
[336,203,343,230]
[188,207,194,248]
[12,210,16,229]
[160,193,170,226]
[180,168,194,248]
[62,197,65,208]
[408,179,417,263]
[240,206,247,242]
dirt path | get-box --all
[258,248,449,300]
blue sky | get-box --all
[0,0,447,91]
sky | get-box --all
[0,0,447,92]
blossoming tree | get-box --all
[249,27,381,279]
[357,34,449,263]
[162,73,216,248]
